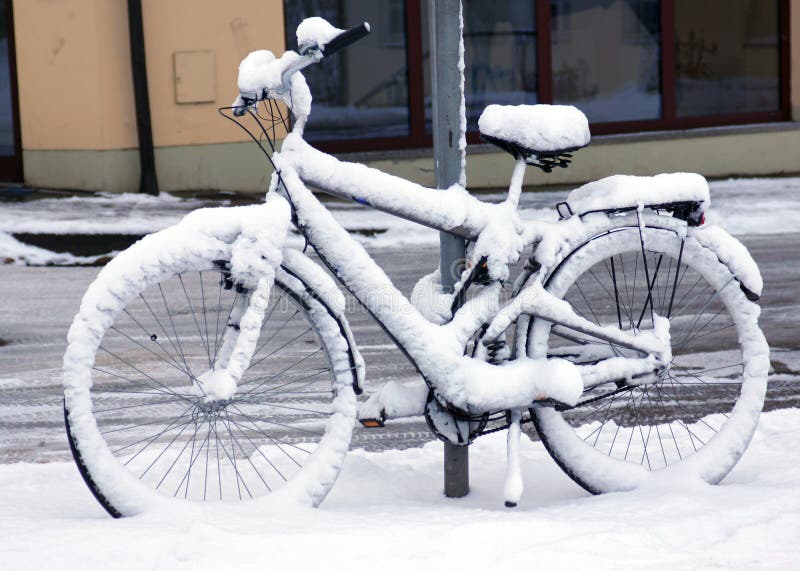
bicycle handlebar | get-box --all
[234,20,371,116]
[323,22,371,56]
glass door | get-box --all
[0,0,21,181]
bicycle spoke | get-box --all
[199,272,212,369]
[92,366,193,399]
[246,322,309,371]
[82,264,346,507]
[178,274,213,368]
[219,419,266,495]
[237,365,330,402]
[236,347,322,398]
[108,325,191,379]
[636,254,662,329]
[666,239,685,317]
[139,292,192,377]
[105,407,195,439]
[120,308,187,373]
[94,350,194,404]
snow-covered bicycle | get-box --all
[63,18,769,517]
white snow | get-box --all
[692,223,764,297]
[457,4,467,187]
[0,191,204,235]
[359,380,428,421]
[2,177,799,265]
[295,17,345,52]
[274,154,589,411]
[478,104,591,152]
[566,172,710,216]
[235,48,313,125]
[0,231,106,266]
[410,268,455,324]
[1,408,799,569]
[236,49,279,96]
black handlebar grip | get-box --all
[323,22,371,56]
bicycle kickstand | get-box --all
[503,410,523,508]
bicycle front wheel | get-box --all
[63,234,357,516]
[525,225,768,493]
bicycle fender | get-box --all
[689,224,763,301]
[279,248,366,395]
[229,193,292,286]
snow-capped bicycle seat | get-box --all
[478,104,590,165]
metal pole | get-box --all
[429,0,469,498]
[127,0,159,196]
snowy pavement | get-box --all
[1,408,799,569]
[1,176,800,263]
[2,236,799,463]
[0,177,799,568]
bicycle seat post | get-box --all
[506,159,527,210]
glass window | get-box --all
[284,0,411,141]
[423,0,538,133]
[0,0,15,156]
[283,0,788,147]
[675,0,780,117]
[550,0,661,123]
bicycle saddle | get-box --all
[478,104,590,160]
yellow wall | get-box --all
[13,0,285,152]
[141,0,284,147]
[14,0,136,150]
[11,0,800,192]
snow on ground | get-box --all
[1,176,799,264]
[0,231,103,266]
[0,191,212,235]
[1,408,798,569]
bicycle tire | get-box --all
[523,224,768,493]
[63,233,357,516]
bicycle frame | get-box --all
[222,44,670,416]
[262,131,669,415]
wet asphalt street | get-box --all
[1,233,798,463]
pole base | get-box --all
[444,442,469,498]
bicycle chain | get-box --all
[475,386,637,438]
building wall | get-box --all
[14,0,285,191]
[14,0,137,152]
[355,123,800,191]
[793,0,800,120]
[10,0,800,193]
[141,0,285,148]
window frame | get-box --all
[292,0,791,154]
[0,0,23,182]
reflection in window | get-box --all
[424,1,538,132]
[0,0,15,156]
[551,0,661,123]
[284,0,410,141]
[675,0,780,117]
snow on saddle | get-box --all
[479,104,590,157]
[563,173,711,226]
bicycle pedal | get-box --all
[359,418,385,428]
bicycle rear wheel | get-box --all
[64,235,357,516]
[524,225,768,493]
